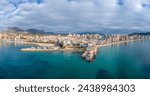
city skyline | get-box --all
[1,0,150,33]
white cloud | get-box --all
[0,0,150,33]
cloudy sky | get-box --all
[0,0,150,33]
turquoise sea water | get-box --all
[0,40,150,79]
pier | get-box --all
[21,47,83,52]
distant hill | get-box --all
[129,32,150,36]
[6,27,55,35]
[7,27,26,33]
[6,27,150,35]
[26,29,46,34]
[6,27,106,35]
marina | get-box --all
[21,47,83,52]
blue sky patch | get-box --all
[117,0,124,6]
[8,0,43,8]
[142,3,150,9]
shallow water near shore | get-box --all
[0,40,150,79]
